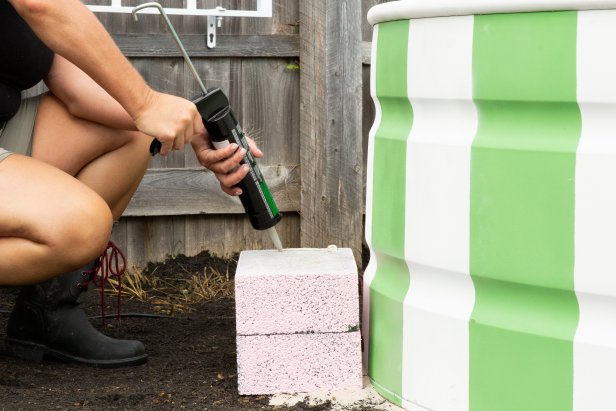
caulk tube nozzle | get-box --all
[267,227,283,251]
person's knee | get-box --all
[126,131,152,166]
[52,192,113,268]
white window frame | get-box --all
[86,0,272,17]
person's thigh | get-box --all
[0,154,112,285]
[31,93,151,219]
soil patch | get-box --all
[0,251,375,411]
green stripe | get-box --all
[259,181,279,217]
[470,12,580,411]
[368,20,413,406]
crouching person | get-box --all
[1,0,259,367]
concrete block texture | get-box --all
[237,331,363,395]
[235,248,359,335]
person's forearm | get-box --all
[9,0,151,120]
[52,76,137,131]
[69,85,137,131]
[64,81,137,131]
[46,55,136,130]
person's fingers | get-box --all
[171,129,184,151]
[174,111,193,151]
[246,137,263,158]
[201,146,247,174]
[173,137,185,151]
[193,110,206,138]
[184,115,194,146]
[160,136,173,156]
[191,131,214,157]
[211,147,247,174]
[220,182,242,196]
[200,143,238,166]
[217,164,250,188]
[174,124,186,151]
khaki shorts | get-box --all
[0,94,42,163]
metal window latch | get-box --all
[207,6,226,48]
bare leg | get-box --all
[2,94,150,366]
[0,154,112,285]
[32,93,152,219]
[0,93,151,285]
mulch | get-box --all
[0,251,373,411]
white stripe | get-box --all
[401,16,476,411]
[362,24,381,372]
[574,10,616,411]
[368,0,616,25]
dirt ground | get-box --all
[0,251,374,411]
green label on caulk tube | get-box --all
[259,181,279,217]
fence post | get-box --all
[299,0,363,264]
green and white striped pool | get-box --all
[364,2,616,410]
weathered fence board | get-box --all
[123,165,299,216]
[116,214,301,269]
[299,0,363,262]
[113,34,299,58]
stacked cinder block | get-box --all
[235,247,362,395]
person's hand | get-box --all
[133,90,205,156]
[191,133,263,196]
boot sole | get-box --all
[6,338,148,369]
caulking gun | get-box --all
[132,2,283,251]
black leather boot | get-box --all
[6,258,147,368]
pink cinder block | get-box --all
[235,248,362,395]
[237,332,362,395]
[235,248,359,335]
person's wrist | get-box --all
[127,82,156,122]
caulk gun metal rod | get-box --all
[132,2,208,95]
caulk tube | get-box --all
[195,90,282,231]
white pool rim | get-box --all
[368,0,616,25]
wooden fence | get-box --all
[81,0,391,269]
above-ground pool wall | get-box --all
[364,8,616,411]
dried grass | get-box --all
[103,264,234,314]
